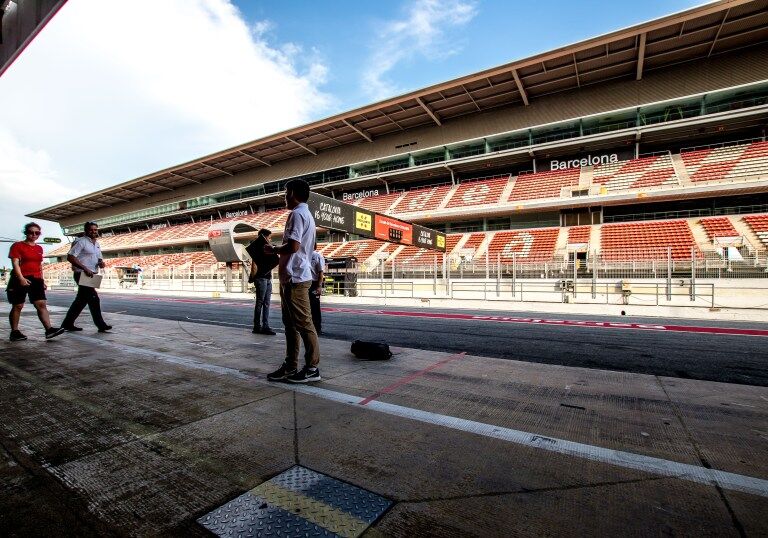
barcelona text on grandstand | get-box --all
[550,153,620,171]
[343,189,380,202]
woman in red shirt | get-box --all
[6,223,65,341]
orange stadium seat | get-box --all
[445,176,509,208]
[699,217,739,240]
[567,226,591,245]
[331,240,383,263]
[485,227,559,262]
[592,154,677,192]
[390,184,453,214]
[354,192,404,213]
[508,169,580,202]
[681,141,768,183]
[600,220,701,260]
[742,214,768,248]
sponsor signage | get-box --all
[543,147,634,171]
[43,237,61,244]
[307,192,443,251]
[151,223,168,230]
[375,214,413,245]
[413,224,446,252]
[308,192,375,238]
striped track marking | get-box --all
[62,334,768,498]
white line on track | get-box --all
[67,333,768,498]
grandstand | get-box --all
[30,1,768,293]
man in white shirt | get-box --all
[266,180,321,383]
[62,222,112,332]
[309,247,325,335]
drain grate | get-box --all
[198,466,391,537]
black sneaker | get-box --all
[267,363,297,381]
[97,325,113,333]
[251,328,260,334]
[45,327,66,340]
[286,367,321,384]
[9,330,27,342]
[62,325,83,332]
[260,328,277,335]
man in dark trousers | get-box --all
[62,222,111,332]
[308,245,325,335]
[247,228,278,335]
[266,179,320,383]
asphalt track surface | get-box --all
[36,290,768,387]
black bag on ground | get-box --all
[351,340,393,361]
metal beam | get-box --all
[342,118,372,142]
[511,69,529,106]
[636,32,647,80]
[119,187,152,198]
[416,96,442,126]
[708,8,730,57]
[285,136,317,155]
[141,179,174,192]
[169,171,201,184]
[237,150,272,166]
[461,84,482,112]
[202,162,234,176]
[573,54,581,88]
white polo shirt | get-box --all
[279,202,315,284]
[310,251,325,282]
[68,236,102,273]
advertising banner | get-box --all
[308,192,375,238]
[413,224,446,252]
[374,215,413,245]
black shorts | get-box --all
[6,276,46,305]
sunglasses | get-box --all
[27,231,41,235]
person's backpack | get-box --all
[351,340,393,361]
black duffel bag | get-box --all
[351,340,393,361]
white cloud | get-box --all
[0,0,334,256]
[362,0,478,100]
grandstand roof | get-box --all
[30,0,768,222]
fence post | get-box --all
[591,250,597,299]
[433,255,437,295]
[511,253,516,297]
[391,258,395,293]
[573,255,577,298]
[496,253,501,297]
[380,260,384,294]
[445,254,451,296]
[690,246,696,302]
[666,247,672,301]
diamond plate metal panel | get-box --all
[198,466,392,538]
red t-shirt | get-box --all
[9,241,43,279]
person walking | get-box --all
[266,179,321,383]
[308,246,325,335]
[61,222,112,333]
[6,223,66,341]
[248,228,278,335]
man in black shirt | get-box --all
[247,229,279,335]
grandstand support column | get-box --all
[226,263,232,293]
[666,248,672,301]
[240,263,248,293]
[690,247,696,302]
[485,250,489,280]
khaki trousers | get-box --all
[280,281,319,369]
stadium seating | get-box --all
[600,220,701,260]
[331,240,383,263]
[485,227,560,262]
[699,217,739,240]
[681,141,768,183]
[743,214,768,248]
[354,192,404,213]
[508,169,580,202]
[391,184,453,213]
[567,226,592,245]
[592,154,677,192]
[445,176,510,208]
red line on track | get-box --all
[359,352,467,406]
[323,307,768,337]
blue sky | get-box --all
[0,0,701,251]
